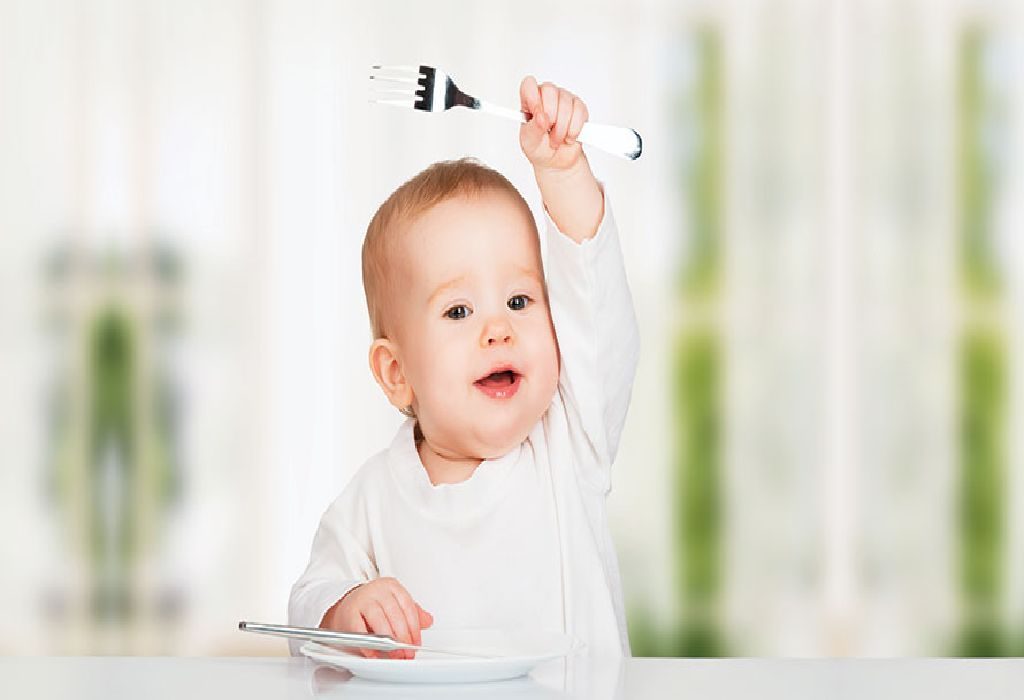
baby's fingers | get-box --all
[519,75,548,132]
[362,602,403,660]
[566,96,589,144]
[341,608,378,659]
[392,590,425,649]
[418,605,434,629]
[379,595,415,660]
[551,87,575,146]
[538,81,560,127]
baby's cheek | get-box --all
[537,344,561,396]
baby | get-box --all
[288,77,640,658]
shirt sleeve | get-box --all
[544,190,640,494]
[286,493,378,656]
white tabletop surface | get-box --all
[2,655,1020,699]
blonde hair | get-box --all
[361,158,535,339]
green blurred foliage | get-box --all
[633,23,1018,659]
[674,27,726,657]
[955,27,1010,657]
[674,331,725,657]
[88,306,139,564]
[45,246,183,624]
[627,26,727,658]
[958,329,1007,656]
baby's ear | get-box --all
[368,339,414,412]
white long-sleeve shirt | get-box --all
[288,197,640,658]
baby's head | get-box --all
[362,158,560,460]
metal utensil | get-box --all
[238,621,494,659]
[369,64,642,160]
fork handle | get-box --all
[238,620,495,658]
[575,122,643,161]
[476,101,642,161]
[239,621,399,651]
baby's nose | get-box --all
[481,319,514,347]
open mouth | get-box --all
[473,368,522,400]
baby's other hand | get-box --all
[519,76,589,173]
[320,577,434,660]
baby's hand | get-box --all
[518,76,603,243]
[320,577,434,660]
[519,76,589,173]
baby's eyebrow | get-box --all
[428,267,544,306]
[515,269,546,290]
[428,275,469,307]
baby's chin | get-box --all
[468,419,534,460]
[470,394,556,458]
[428,412,539,461]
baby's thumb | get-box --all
[418,606,434,628]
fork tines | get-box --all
[369,64,432,110]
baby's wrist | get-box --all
[534,158,598,207]
[535,160,603,243]
[532,154,591,185]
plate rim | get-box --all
[299,630,579,681]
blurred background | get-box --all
[0,0,1021,657]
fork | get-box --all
[238,621,494,659]
[370,64,642,161]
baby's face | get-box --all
[392,189,560,459]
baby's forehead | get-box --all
[396,192,540,258]
[396,236,544,283]
[396,237,542,302]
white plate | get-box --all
[300,629,579,684]
[315,677,568,699]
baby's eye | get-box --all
[508,295,531,311]
[444,304,472,320]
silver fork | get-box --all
[238,621,494,659]
[370,64,642,161]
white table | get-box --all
[2,656,1020,699]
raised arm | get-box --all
[519,77,640,491]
